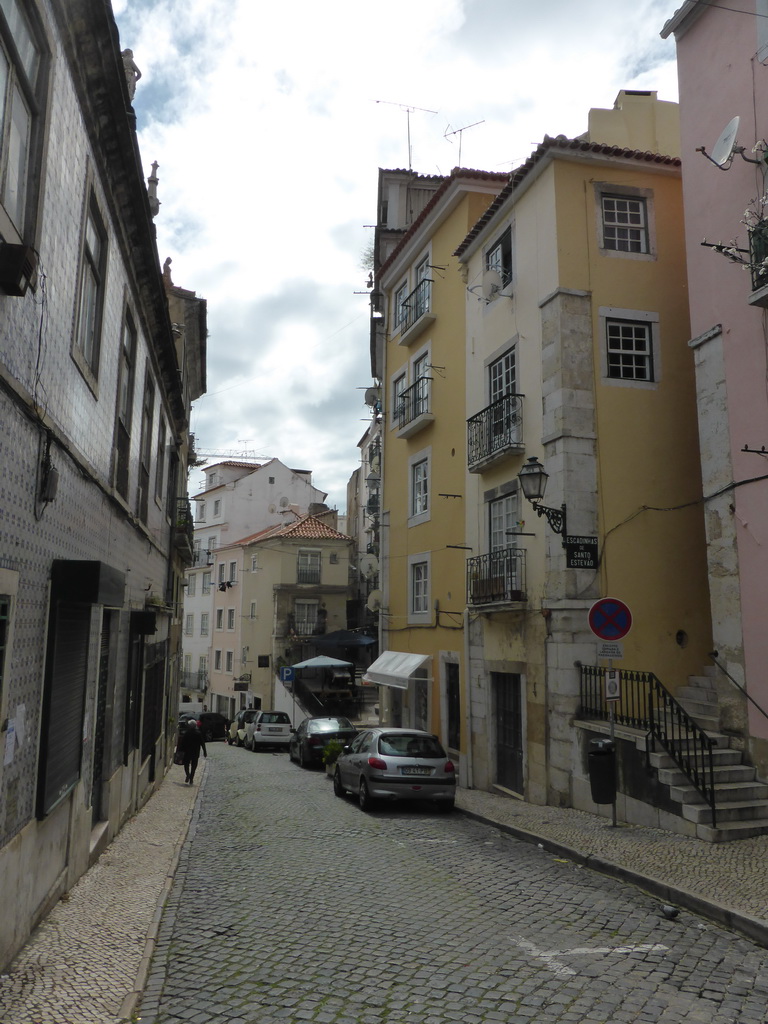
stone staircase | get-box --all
[649,670,768,842]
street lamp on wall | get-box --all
[517,456,568,543]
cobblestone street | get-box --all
[140,744,768,1024]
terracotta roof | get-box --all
[233,514,351,547]
[454,136,681,260]
[378,167,510,279]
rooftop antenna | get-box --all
[443,119,485,167]
[375,99,437,170]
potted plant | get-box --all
[322,739,345,777]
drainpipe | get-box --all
[463,607,474,789]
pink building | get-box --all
[663,1,768,784]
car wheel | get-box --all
[358,778,375,812]
[299,745,308,769]
[437,799,455,814]
[333,768,346,798]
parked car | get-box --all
[333,728,455,813]
[289,716,358,768]
[195,712,229,742]
[227,708,261,746]
[244,710,292,750]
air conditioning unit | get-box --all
[0,244,37,296]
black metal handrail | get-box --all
[397,278,432,333]
[579,666,717,827]
[708,650,768,722]
[396,376,431,429]
[467,393,524,466]
[466,548,527,605]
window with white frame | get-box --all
[601,194,648,253]
[197,501,206,521]
[407,553,431,623]
[198,655,207,683]
[412,350,430,417]
[489,348,516,402]
[214,649,222,671]
[225,651,234,673]
[208,536,217,554]
[202,572,211,595]
[0,1,46,241]
[485,226,512,286]
[187,574,196,597]
[184,613,193,635]
[214,498,221,516]
[392,371,407,426]
[218,562,225,584]
[229,561,237,582]
[251,555,258,572]
[74,196,108,378]
[250,600,257,619]
[200,612,209,636]
[393,280,407,329]
[216,608,223,630]
[297,548,321,584]
[183,653,192,674]
[489,492,519,552]
[408,448,431,526]
[294,599,319,635]
[227,608,235,630]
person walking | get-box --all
[178,719,207,784]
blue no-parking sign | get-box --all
[588,598,632,641]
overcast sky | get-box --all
[112,0,682,511]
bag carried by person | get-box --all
[173,749,184,765]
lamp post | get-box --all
[517,457,567,544]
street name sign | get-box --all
[565,535,598,569]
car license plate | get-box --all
[401,766,431,776]
[267,727,281,733]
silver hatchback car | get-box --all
[334,727,455,812]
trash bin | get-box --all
[588,738,616,804]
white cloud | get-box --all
[114,0,682,509]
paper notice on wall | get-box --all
[14,703,26,747]
[3,720,15,766]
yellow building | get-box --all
[368,169,508,762]
[455,92,713,828]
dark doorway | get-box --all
[446,662,460,750]
[493,672,523,793]
[91,613,111,825]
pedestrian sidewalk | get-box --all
[1,767,767,1024]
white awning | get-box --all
[362,651,431,690]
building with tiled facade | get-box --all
[0,1,205,967]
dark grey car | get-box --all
[334,727,456,812]
[289,716,358,768]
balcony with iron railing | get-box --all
[396,376,434,439]
[297,566,321,585]
[466,548,527,606]
[396,278,434,346]
[467,393,524,472]
[749,219,768,307]
[174,498,195,563]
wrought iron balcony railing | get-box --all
[297,566,321,584]
[466,548,527,605]
[467,393,524,470]
[749,219,768,291]
[396,278,432,335]
[174,498,195,562]
[396,376,431,430]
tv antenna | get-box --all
[375,99,437,169]
[444,119,485,167]
[697,115,764,170]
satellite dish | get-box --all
[482,268,504,300]
[364,386,381,407]
[359,555,379,579]
[366,589,382,612]
[369,453,381,475]
[710,115,740,167]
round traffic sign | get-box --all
[588,597,632,641]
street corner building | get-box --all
[0,0,206,968]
